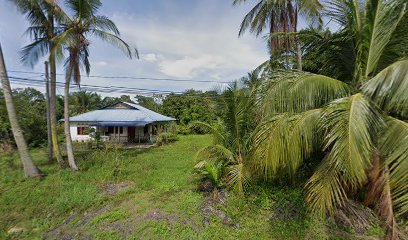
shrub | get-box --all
[155,132,179,146]
[195,160,224,190]
[188,121,212,134]
[176,124,191,135]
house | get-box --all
[69,102,176,143]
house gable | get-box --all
[103,102,138,110]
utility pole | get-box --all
[45,61,53,163]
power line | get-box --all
[5,75,246,99]
[7,76,185,95]
[7,70,232,84]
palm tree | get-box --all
[53,0,138,170]
[12,0,67,165]
[70,91,102,115]
[252,0,408,238]
[0,42,42,177]
[233,0,322,70]
[298,27,355,82]
[194,82,254,195]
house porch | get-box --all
[71,122,167,144]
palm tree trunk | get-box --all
[64,78,78,171]
[366,151,400,240]
[0,42,42,177]
[296,42,302,71]
[48,13,64,165]
[49,54,63,164]
[289,4,302,71]
[294,7,302,71]
[44,61,53,163]
[380,168,399,240]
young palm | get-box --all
[194,82,254,195]
[253,0,408,238]
[53,0,138,170]
[233,0,322,70]
[12,0,68,165]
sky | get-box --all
[0,0,323,98]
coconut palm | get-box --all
[12,0,67,165]
[0,42,42,177]
[53,0,138,170]
[298,27,355,82]
[193,82,254,195]
[233,0,322,70]
[70,90,102,115]
[252,0,408,238]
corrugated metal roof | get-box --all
[69,102,176,124]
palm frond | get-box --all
[297,0,323,25]
[195,144,235,165]
[90,29,137,58]
[11,0,49,30]
[66,0,102,18]
[237,1,266,37]
[325,0,361,32]
[321,93,384,191]
[23,26,47,40]
[261,71,352,114]
[306,94,384,216]
[51,27,78,49]
[364,0,406,77]
[20,38,49,67]
[252,109,322,179]
[362,60,408,119]
[189,121,226,144]
[380,117,408,216]
[299,28,356,81]
[225,163,251,195]
[377,11,408,71]
[195,160,224,187]
[89,15,120,35]
[306,156,348,216]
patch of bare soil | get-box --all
[99,181,134,195]
[45,204,113,240]
[304,200,383,240]
[332,200,380,235]
[143,208,200,231]
[45,204,199,239]
[200,189,235,227]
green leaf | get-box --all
[381,117,408,216]
[261,71,352,114]
[225,163,251,196]
[362,60,408,118]
[307,93,384,216]
[364,0,406,77]
[252,109,322,179]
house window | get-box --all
[77,127,88,135]
[106,126,123,134]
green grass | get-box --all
[0,135,378,239]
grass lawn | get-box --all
[0,135,379,239]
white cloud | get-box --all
[96,61,108,66]
[158,55,225,78]
[110,5,268,83]
[142,53,158,62]
[1,0,269,95]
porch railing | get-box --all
[103,135,152,144]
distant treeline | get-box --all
[0,88,220,147]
